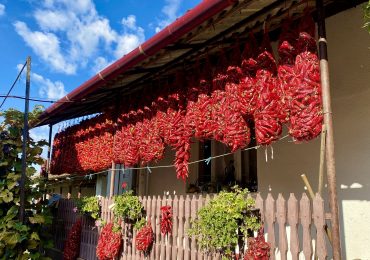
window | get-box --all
[241,123,258,192]
[198,140,212,185]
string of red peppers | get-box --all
[63,218,82,260]
[135,221,154,253]
[51,11,323,180]
[244,228,270,260]
[96,222,122,260]
[160,206,173,235]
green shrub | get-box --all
[188,187,260,259]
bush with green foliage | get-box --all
[188,187,260,259]
[364,1,370,32]
[112,191,145,230]
[0,107,53,259]
[74,196,100,220]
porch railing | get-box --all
[52,193,331,260]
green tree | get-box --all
[364,1,370,33]
[0,106,52,260]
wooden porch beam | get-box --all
[316,0,342,259]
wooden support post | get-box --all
[318,125,326,195]
[316,0,342,258]
[109,161,115,197]
[301,174,315,199]
[46,124,53,178]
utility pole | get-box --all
[19,56,31,223]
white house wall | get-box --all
[258,5,370,259]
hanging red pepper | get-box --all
[135,221,154,252]
[254,28,284,145]
[289,9,323,141]
[244,227,270,260]
[96,223,122,260]
[63,218,82,260]
[160,205,173,235]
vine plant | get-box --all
[188,187,261,260]
[0,107,53,259]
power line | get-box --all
[0,95,74,104]
[0,61,27,109]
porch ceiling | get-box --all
[36,0,365,126]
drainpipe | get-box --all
[316,0,342,259]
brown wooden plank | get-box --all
[300,193,312,259]
[178,195,185,248]
[313,194,328,260]
[184,195,191,260]
[155,195,161,258]
[265,193,276,259]
[255,193,264,223]
[190,195,198,260]
[166,244,172,260]
[177,246,184,260]
[287,193,299,260]
[276,194,288,260]
[160,241,166,260]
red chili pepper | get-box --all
[160,206,173,235]
[135,221,154,252]
[63,218,82,260]
[96,223,122,260]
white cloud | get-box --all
[17,63,68,100]
[14,21,76,74]
[0,4,5,16]
[92,56,111,73]
[155,0,182,33]
[32,72,67,99]
[34,9,71,31]
[30,125,49,142]
[115,15,145,58]
[14,0,145,75]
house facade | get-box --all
[43,1,369,259]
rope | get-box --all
[47,134,289,186]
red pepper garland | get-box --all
[135,221,154,253]
[244,228,270,260]
[278,17,299,123]
[254,30,284,145]
[96,223,122,260]
[63,218,82,260]
[289,9,323,141]
[51,11,323,179]
[160,206,173,235]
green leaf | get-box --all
[0,190,13,203]
[28,214,45,224]
[0,232,21,246]
[31,232,40,241]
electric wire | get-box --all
[0,62,27,109]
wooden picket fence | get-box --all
[52,193,332,260]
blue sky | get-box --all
[0,0,200,142]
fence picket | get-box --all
[288,193,299,260]
[184,195,191,260]
[255,193,264,223]
[276,194,288,260]
[190,194,197,260]
[300,193,312,259]
[313,194,328,260]
[265,193,276,260]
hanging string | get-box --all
[47,135,289,186]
